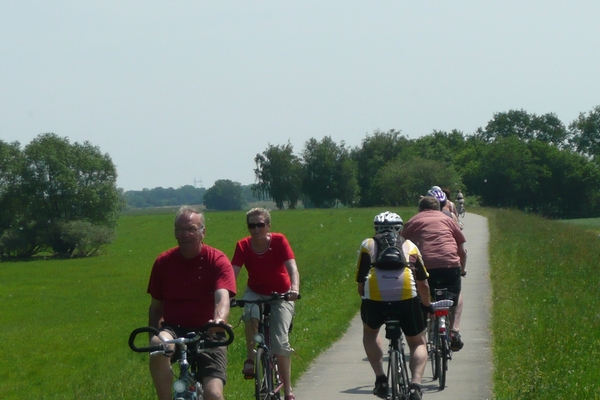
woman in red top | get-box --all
[232,208,300,400]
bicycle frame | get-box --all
[129,323,234,400]
[384,319,410,400]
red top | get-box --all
[401,210,466,270]
[147,244,236,327]
[232,233,295,295]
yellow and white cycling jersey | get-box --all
[356,237,427,302]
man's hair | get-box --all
[175,205,205,226]
[246,207,271,225]
[419,196,441,211]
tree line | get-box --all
[123,182,260,210]
[252,106,600,218]
[3,106,599,259]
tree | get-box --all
[351,129,410,206]
[569,105,600,159]
[203,179,245,211]
[374,157,461,207]
[477,109,570,147]
[409,130,468,165]
[0,140,25,238]
[252,142,302,209]
[301,137,358,208]
[17,133,121,257]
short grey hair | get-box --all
[175,206,205,226]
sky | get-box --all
[2,1,599,192]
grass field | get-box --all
[0,207,415,399]
[1,207,599,399]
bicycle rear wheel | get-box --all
[438,335,449,390]
[428,322,440,381]
[389,350,400,400]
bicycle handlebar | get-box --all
[128,322,235,353]
[231,292,302,308]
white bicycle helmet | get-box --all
[373,211,403,233]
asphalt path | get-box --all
[293,212,493,400]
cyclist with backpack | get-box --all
[355,211,433,400]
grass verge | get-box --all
[478,208,600,399]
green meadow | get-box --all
[1,208,599,399]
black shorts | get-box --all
[160,323,228,384]
[427,268,462,302]
[360,297,425,337]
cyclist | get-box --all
[441,187,459,219]
[456,190,465,215]
[147,206,237,400]
[232,208,300,400]
[427,187,459,225]
[355,211,433,400]
[401,196,467,351]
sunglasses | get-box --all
[247,222,267,229]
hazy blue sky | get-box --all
[2,1,599,191]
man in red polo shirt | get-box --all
[147,206,236,400]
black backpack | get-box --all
[372,232,408,270]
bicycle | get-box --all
[128,322,234,400]
[232,292,300,400]
[426,288,455,390]
[383,319,410,400]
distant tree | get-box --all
[18,133,121,257]
[409,130,468,165]
[252,142,302,209]
[0,140,25,242]
[301,136,358,208]
[569,105,600,159]
[462,136,539,209]
[477,109,570,147]
[123,185,206,208]
[375,157,462,207]
[203,179,245,211]
[351,129,410,206]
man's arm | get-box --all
[416,279,432,307]
[458,243,467,276]
[213,288,230,324]
[148,297,164,341]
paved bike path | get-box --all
[293,212,493,399]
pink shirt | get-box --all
[401,210,466,270]
[232,233,295,295]
[147,245,236,327]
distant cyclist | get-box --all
[456,190,465,216]
[402,197,467,351]
[355,211,433,400]
[441,187,459,219]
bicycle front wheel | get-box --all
[255,348,270,400]
[254,348,281,400]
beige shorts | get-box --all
[241,287,295,357]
